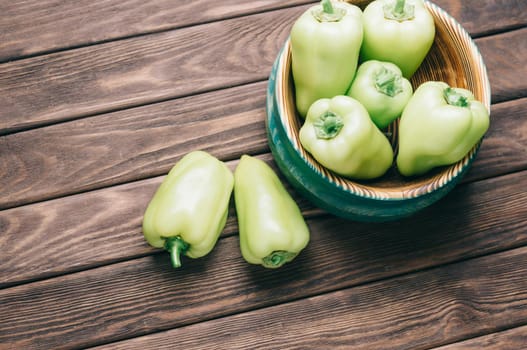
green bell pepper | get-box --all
[396,81,490,177]
[299,95,394,179]
[142,151,234,268]
[234,155,310,269]
[360,0,435,78]
[347,60,413,129]
[290,0,363,117]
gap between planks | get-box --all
[1,170,526,348]
[83,246,527,350]
[0,9,525,135]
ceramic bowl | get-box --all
[266,0,491,221]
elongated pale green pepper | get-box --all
[396,82,490,176]
[291,0,363,117]
[142,151,234,268]
[234,155,310,268]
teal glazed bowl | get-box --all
[266,1,491,222]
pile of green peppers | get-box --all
[141,0,491,271]
[142,151,310,269]
[291,0,490,180]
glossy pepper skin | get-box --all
[360,0,435,78]
[234,155,310,269]
[299,95,394,179]
[396,81,490,177]
[291,0,363,117]
[347,60,413,129]
[142,151,234,268]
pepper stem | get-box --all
[394,0,406,15]
[375,66,404,97]
[164,236,190,268]
[313,0,345,22]
[262,251,297,268]
[322,0,334,14]
[383,0,415,21]
[313,111,344,139]
[443,87,469,107]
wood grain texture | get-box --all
[1,89,526,284]
[0,153,318,287]
[1,171,526,349]
[1,1,525,349]
[1,6,526,134]
[1,107,526,286]
[0,5,304,134]
[1,0,524,63]
[430,325,527,350]
[476,27,527,103]
[462,97,527,182]
[1,89,526,212]
[0,0,314,62]
[432,0,527,37]
[0,82,269,209]
[69,249,527,349]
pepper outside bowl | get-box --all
[266,0,491,222]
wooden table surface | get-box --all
[1,1,526,349]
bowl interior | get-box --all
[276,0,491,200]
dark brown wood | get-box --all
[88,248,527,350]
[462,97,527,182]
[3,246,526,350]
[0,154,526,287]
[432,0,527,36]
[2,85,526,212]
[0,82,270,209]
[0,0,314,62]
[431,325,527,350]
[476,27,527,103]
[0,1,525,349]
[1,171,526,348]
[0,153,318,287]
[1,0,524,63]
[1,6,525,134]
[0,5,305,134]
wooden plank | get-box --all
[476,27,527,103]
[0,97,526,280]
[0,82,269,210]
[1,0,524,63]
[430,325,527,350]
[0,171,526,348]
[0,5,304,134]
[0,0,314,62]
[1,91,526,284]
[0,153,316,288]
[0,8,525,134]
[86,248,527,350]
[1,84,526,212]
[433,0,527,37]
[463,97,527,182]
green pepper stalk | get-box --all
[396,81,490,177]
[142,151,234,268]
[384,0,415,21]
[315,0,344,22]
[234,155,310,269]
[299,95,394,180]
[164,237,189,268]
[360,0,435,78]
[347,60,413,129]
[290,0,363,117]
